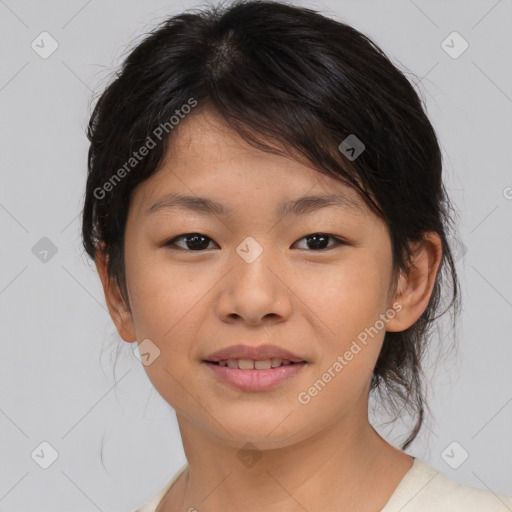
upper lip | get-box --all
[204,344,306,363]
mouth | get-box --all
[204,358,305,369]
[202,344,308,391]
[204,343,306,365]
[202,358,307,391]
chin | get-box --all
[212,414,305,447]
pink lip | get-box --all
[203,361,307,391]
[204,344,305,363]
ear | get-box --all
[95,244,137,342]
[386,232,443,332]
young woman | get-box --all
[81,1,512,510]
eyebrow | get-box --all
[146,192,364,217]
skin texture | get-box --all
[96,107,443,511]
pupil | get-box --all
[307,234,329,250]
[186,233,209,250]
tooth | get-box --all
[238,359,255,370]
[222,358,291,369]
[255,359,272,370]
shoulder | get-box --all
[383,457,512,512]
[132,463,189,512]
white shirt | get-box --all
[134,457,512,511]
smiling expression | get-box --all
[105,106,404,447]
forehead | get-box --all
[164,106,303,172]
[130,107,371,219]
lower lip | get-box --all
[203,361,307,391]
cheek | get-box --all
[124,244,210,339]
[295,261,387,412]
[300,254,390,336]
[295,257,391,397]
[124,256,208,404]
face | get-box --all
[104,108,407,449]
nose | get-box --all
[215,250,292,327]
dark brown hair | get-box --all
[81,0,460,450]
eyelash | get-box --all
[163,232,346,252]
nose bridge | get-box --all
[232,235,279,294]
[216,235,291,324]
[235,235,267,266]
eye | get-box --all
[164,233,218,251]
[163,232,345,252]
[292,233,345,251]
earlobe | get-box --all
[95,244,137,343]
[385,232,443,333]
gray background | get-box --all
[1,0,511,510]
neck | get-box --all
[160,411,413,512]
